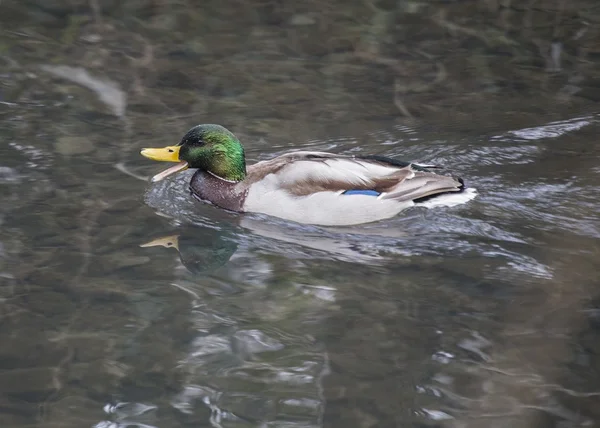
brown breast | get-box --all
[189,170,247,212]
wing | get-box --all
[245,151,463,200]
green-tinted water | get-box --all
[1,1,600,427]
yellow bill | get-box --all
[140,146,188,182]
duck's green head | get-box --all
[141,124,246,182]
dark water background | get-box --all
[1,1,600,427]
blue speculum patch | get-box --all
[342,189,381,196]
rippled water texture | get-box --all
[1,1,600,428]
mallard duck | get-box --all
[141,124,474,226]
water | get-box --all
[2,1,600,427]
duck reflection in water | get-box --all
[140,225,238,276]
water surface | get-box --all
[1,1,600,427]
